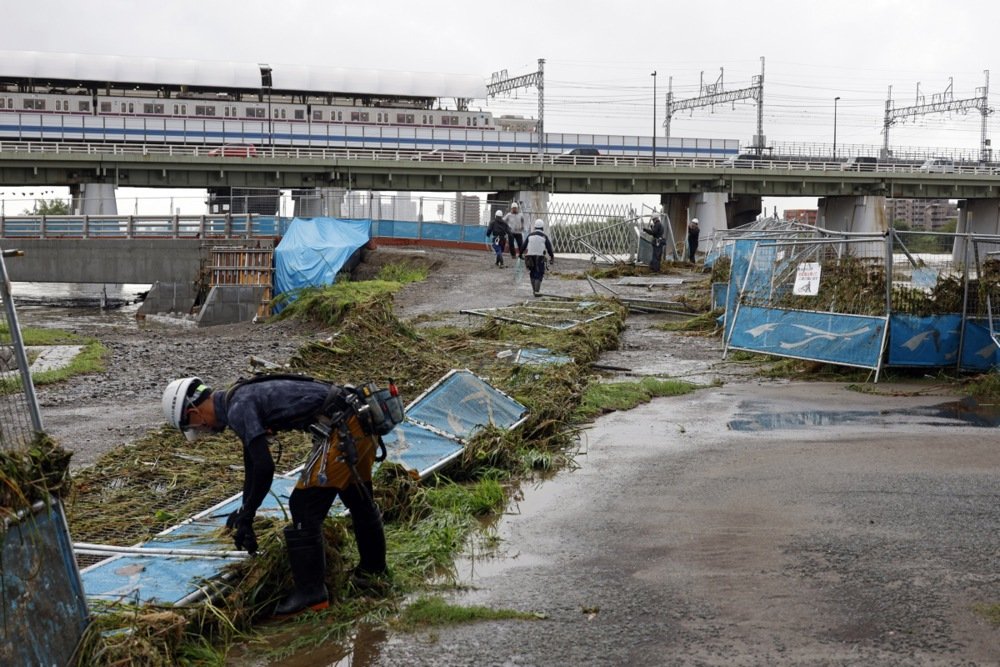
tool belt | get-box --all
[297,411,379,490]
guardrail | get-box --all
[0,213,284,239]
[3,140,1000,175]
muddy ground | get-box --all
[24,246,1000,665]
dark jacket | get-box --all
[487,217,510,239]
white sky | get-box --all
[2,0,997,214]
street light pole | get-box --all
[651,71,657,167]
[833,96,841,160]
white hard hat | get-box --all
[534,219,545,229]
[510,202,519,209]
[162,377,211,441]
[495,210,503,218]
[691,217,699,224]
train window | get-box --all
[144,104,153,114]
[442,116,450,126]
[127,103,133,113]
[174,104,179,115]
[472,117,477,127]
[100,101,112,112]
[312,110,323,121]
[294,109,304,120]
[396,113,405,123]
[280,109,286,119]
[273,108,279,118]
[79,101,90,112]
[144,103,164,114]
[56,101,62,111]
[23,98,46,110]
[337,111,342,121]
[196,106,207,116]
[407,114,414,123]
[0,99,4,109]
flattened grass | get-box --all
[396,595,542,630]
[577,376,698,420]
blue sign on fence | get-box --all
[728,305,887,369]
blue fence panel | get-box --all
[405,369,527,438]
[2,501,89,666]
[887,314,962,367]
[418,221,465,242]
[723,239,758,343]
[959,320,1000,371]
[728,306,887,369]
[376,220,420,239]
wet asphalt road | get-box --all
[365,381,999,667]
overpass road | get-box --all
[2,141,1000,199]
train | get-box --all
[0,50,739,159]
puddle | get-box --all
[226,622,386,667]
[728,397,1000,431]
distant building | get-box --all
[886,198,958,230]
[783,209,817,225]
[455,194,481,225]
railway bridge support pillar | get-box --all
[70,183,118,215]
[292,188,345,217]
[817,195,887,258]
[953,198,1000,264]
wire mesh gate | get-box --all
[0,247,89,667]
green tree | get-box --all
[23,198,70,215]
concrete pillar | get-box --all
[660,193,728,260]
[74,183,117,215]
[515,191,551,233]
[292,188,345,217]
[817,195,887,258]
[954,198,1000,264]
[725,194,762,227]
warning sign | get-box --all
[793,262,821,296]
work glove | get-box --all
[234,515,258,554]
[225,507,244,530]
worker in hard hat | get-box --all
[503,201,527,259]
[643,214,665,272]
[162,374,401,616]
[523,219,555,296]
[687,217,701,263]
[486,209,510,267]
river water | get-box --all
[7,282,150,329]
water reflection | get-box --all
[728,397,1000,431]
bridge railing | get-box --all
[3,140,1000,174]
[0,214,285,239]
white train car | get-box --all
[0,50,738,159]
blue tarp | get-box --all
[274,217,371,298]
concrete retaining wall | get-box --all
[195,285,266,326]
[138,281,198,318]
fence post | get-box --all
[884,230,892,314]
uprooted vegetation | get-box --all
[61,265,631,664]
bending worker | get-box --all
[162,374,395,616]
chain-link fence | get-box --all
[0,249,42,451]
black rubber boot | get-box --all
[273,526,329,617]
[350,497,387,577]
[531,279,541,296]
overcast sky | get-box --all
[3,0,997,213]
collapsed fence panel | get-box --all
[724,236,889,376]
[1,248,89,667]
[78,369,526,607]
